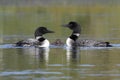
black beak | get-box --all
[62,24,69,27]
[47,30,55,33]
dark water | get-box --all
[0,43,120,80]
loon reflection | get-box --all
[19,47,50,65]
[35,47,49,64]
[66,45,80,65]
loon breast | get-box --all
[38,39,50,47]
[66,33,79,47]
[66,38,75,47]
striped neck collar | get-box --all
[73,33,80,37]
[36,36,43,40]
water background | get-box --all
[0,0,120,80]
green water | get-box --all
[0,0,120,80]
[0,1,120,43]
[0,5,114,36]
[0,47,120,80]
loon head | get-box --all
[34,27,54,38]
[63,21,81,34]
[34,27,54,47]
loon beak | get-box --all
[62,24,69,27]
[47,30,55,33]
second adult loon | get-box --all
[62,21,112,47]
[15,27,54,47]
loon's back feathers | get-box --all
[77,39,112,47]
[52,39,112,47]
[15,38,38,47]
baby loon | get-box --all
[16,27,54,47]
[51,39,64,46]
[63,21,112,47]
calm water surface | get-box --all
[0,43,120,80]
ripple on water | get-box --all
[48,64,65,67]
[0,70,63,76]
[32,76,72,80]
[85,74,120,77]
[1,44,120,49]
[78,64,96,67]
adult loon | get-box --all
[15,27,54,47]
[63,21,112,47]
[63,21,81,47]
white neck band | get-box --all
[36,36,42,40]
[73,33,80,37]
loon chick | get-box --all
[16,27,54,47]
[63,21,112,47]
[51,39,64,46]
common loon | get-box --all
[63,21,81,47]
[15,27,54,47]
[62,21,112,47]
[51,39,64,46]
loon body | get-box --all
[63,21,112,47]
[15,27,54,47]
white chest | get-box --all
[66,38,74,47]
[39,39,50,47]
